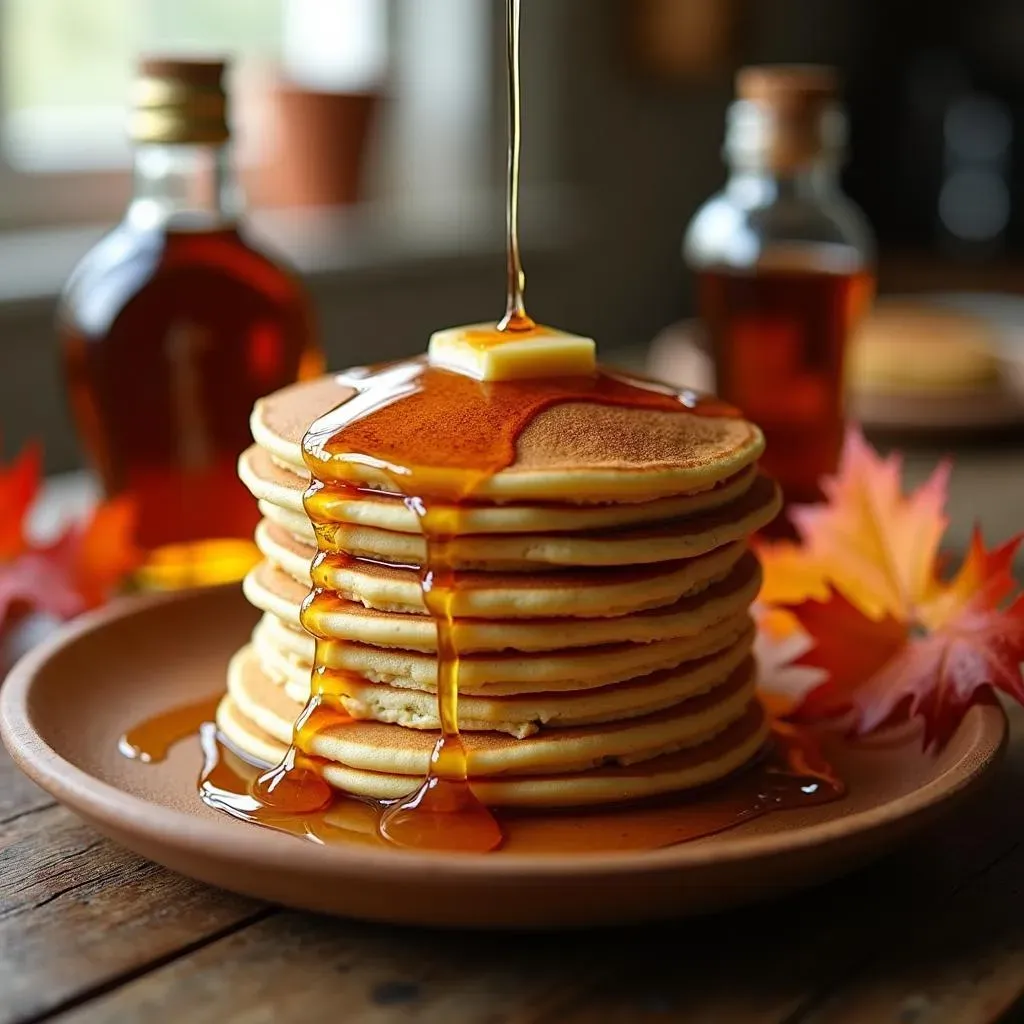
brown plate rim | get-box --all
[0,586,1009,882]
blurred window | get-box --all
[3,0,283,171]
[0,0,489,227]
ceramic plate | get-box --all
[0,586,1008,928]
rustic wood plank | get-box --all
[54,912,588,1024]
[0,745,55,829]
[0,804,268,1024]
[787,820,1024,1022]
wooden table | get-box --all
[4,456,1024,1024]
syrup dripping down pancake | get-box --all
[250,623,755,737]
[239,444,760,535]
[225,649,758,777]
[250,608,756,695]
[254,474,780,570]
[246,554,761,653]
[216,685,770,807]
[255,517,748,619]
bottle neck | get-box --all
[725,157,841,207]
[127,143,240,231]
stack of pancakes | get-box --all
[220,374,782,808]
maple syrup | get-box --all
[119,699,844,854]
[59,59,321,589]
[696,265,874,505]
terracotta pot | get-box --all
[251,84,379,208]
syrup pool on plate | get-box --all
[119,700,844,854]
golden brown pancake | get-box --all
[251,373,765,502]
[216,685,769,806]
[247,554,761,653]
[239,443,760,535]
[300,476,781,570]
[255,517,747,618]
[251,607,756,695]
[227,647,758,775]
[251,622,755,736]
[228,364,776,813]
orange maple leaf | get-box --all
[0,495,142,628]
[765,427,952,618]
[0,443,41,560]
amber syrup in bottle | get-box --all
[696,263,873,506]
[58,59,322,587]
[685,65,874,518]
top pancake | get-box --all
[251,372,765,503]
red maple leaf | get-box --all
[0,442,41,560]
[788,531,1024,748]
[0,493,142,631]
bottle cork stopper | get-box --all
[736,64,839,108]
[732,64,842,171]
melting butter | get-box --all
[428,322,596,381]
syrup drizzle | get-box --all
[293,358,738,853]
[498,0,532,333]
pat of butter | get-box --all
[428,322,596,381]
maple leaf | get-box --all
[787,427,951,619]
[0,496,142,629]
[756,540,830,607]
[753,603,827,720]
[787,532,1024,748]
[0,443,41,560]
[756,423,1024,747]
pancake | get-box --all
[254,475,779,570]
[243,555,759,653]
[258,499,315,544]
[217,694,769,806]
[251,373,765,503]
[239,444,760,535]
[251,608,756,694]
[250,621,755,736]
[312,476,780,570]
[850,302,1001,394]
[227,646,758,776]
[256,517,747,618]
[270,555,761,653]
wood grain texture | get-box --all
[0,748,266,1024]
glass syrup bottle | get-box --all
[58,58,322,588]
[685,65,875,510]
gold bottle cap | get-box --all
[730,64,844,172]
[130,57,230,145]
